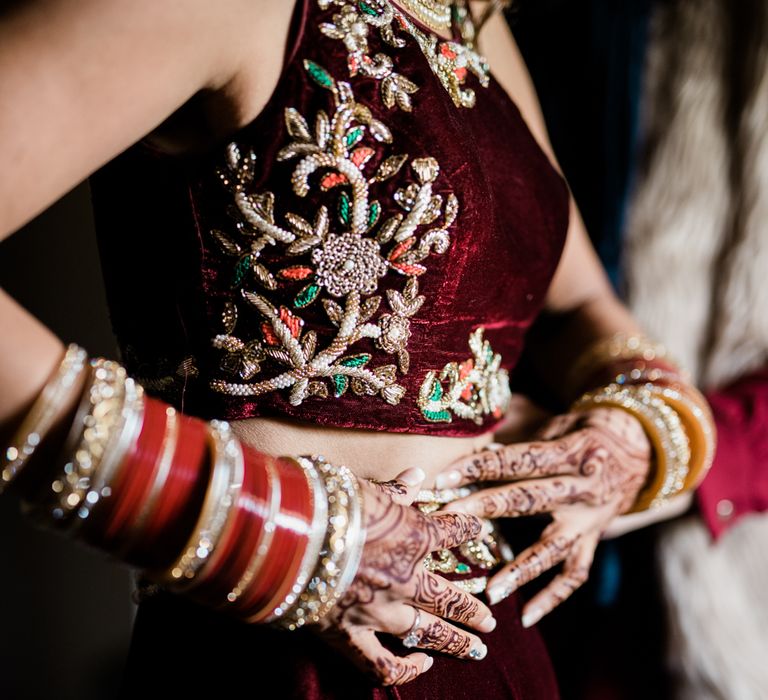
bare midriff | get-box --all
[229,416,494,487]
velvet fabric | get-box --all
[120,582,559,700]
[88,0,570,437]
[94,1,568,696]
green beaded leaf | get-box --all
[231,254,252,289]
[428,381,443,402]
[346,127,365,148]
[333,374,349,397]
[368,201,381,229]
[338,191,351,226]
[358,1,380,17]
[294,284,320,309]
[455,563,471,574]
[339,353,371,368]
[304,60,335,91]
[423,408,452,423]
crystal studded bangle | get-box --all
[28,358,145,529]
[159,420,244,588]
[645,383,716,491]
[270,454,365,630]
[2,343,89,495]
[572,384,692,512]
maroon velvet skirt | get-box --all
[119,583,560,699]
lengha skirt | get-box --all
[118,585,560,699]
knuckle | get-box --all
[571,565,590,585]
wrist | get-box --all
[569,333,716,513]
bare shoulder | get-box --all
[0,0,294,240]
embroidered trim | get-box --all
[208,62,458,406]
[418,328,511,423]
[318,0,489,109]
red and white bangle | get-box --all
[11,351,366,631]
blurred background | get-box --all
[0,182,133,700]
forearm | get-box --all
[0,286,67,431]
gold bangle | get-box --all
[572,384,691,512]
[2,344,89,494]
[162,419,243,587]
[646,384,716,490]
[567,333,679,398]
[46,359,145,528]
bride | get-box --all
[0,1,713,696]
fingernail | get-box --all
[469,643,488,660]
[435,470,461,489]
[479,614,497,633]
[487,586,509,606]
[522,607,543,628]
[422,656,434,672]
[399,467,426,487]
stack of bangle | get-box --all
[569,333,716,513]
[5,343,366,630]
[1,344,88,495]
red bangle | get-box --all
[191,444,271,605]
[134,413,209,569]
[241,455,313,621]
[95,397,169,549]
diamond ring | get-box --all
[400,607,422,648]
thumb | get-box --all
[367,467,426,506]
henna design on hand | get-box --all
[314,479,493,686]
[418,617,477,657]
[443,406,651,623]
[413,571,483,627]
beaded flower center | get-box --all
[313,233,388,296]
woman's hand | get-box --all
[313,469,497,687]
[434,407,651,627]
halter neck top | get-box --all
[88,0,570,437]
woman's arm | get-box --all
[0,0,277,241]
[0,0,298,429]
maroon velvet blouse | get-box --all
[89,0,570,437]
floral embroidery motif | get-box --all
[208,61,458,406]
[318,0,489,109]
[418,328,511,423]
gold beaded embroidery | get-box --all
[418,327,512,423]
[209,62,458,406]
[318,0,489,109]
